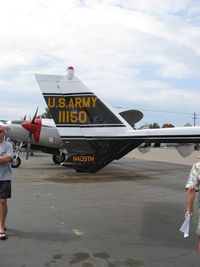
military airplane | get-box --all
[32,66,200,173]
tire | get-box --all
[52,153,66,164]
[11,156,21,168]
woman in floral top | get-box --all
[185,162,200,253]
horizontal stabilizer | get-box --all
[119,110,143,127]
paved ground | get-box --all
[1,150,200,267]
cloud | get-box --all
[0,0,200,125]
[101,0,189,14]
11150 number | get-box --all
[58,110,87,124]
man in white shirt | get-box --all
[0,125,13,240]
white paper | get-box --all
[180,214,190,238]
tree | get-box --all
[162,123,174,128]
[41,108,52,118]
[149,122,160,129]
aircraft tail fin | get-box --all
[35,67,136,173]
[35,67,131,130]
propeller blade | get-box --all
[26,132,32,161]
[31,106,39,124]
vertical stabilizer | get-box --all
[35,67,136,172]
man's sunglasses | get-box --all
[0,130,4,133]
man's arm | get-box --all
[0,156,11,164]
[0,142,13,164]
[185,188,196,219]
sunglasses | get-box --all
[0,130,4,133]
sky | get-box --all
[0,0,200,127]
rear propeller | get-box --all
[22,107,42,161]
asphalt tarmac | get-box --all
[1,150,200,267]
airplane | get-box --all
[4,115,66,168]
[32,66,200,173]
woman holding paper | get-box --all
[185,162,200,253]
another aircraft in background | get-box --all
[4,112,66,167]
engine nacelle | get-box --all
[176,143,194,157]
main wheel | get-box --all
[11,156,21,168]
[52,153,66,164]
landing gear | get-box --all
[11,155,21,168]
[11,141,24,168]
[52,152,66,164]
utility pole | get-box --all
[192,112,198,126]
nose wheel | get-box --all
[11,155,21,168]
